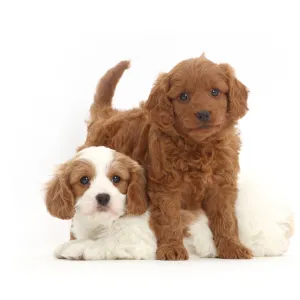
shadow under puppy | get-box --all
[46,146,293,260]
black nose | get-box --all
[195,110,210,122]
[96,193,110,206]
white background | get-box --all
[1,0,299,299]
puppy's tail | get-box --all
[90,60,130,120]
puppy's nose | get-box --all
[195,110,210,122]
[96,193,110,206]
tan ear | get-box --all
[126,164,148,215]
[144,73,174,129]
[220,63,248,122]
[45,163,75,220]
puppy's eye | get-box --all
[211,88,220,97]
[112,175,121,183]
[80,176,90,185]
[179,92,189,102]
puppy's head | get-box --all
[45,147,148,221]
[145,54,248,142]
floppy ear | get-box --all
[126,164,148,215]
[144,73,174,129]
[220,63,249,122]
[45,163,75,220]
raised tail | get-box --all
[90,60,130,121]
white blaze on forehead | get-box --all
[76,146,115,173]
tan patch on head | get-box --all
[108,152,148,215]
[107,152,131,195]
[107,152,131,194]
[69,160,96,198]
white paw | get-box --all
[54,240,107,260]
[54,240,93,260]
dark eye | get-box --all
[80,176,90,185]
[179,92,189,102]
[112,175,121,183]
[211,88,220,97]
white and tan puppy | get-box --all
[45,146,293,260]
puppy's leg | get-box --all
[55,235,155,260]
[55,239,94,260]
[82,237,155,260]
[55,239,110,260]
[150,192,188,261]
[203,185,253,259]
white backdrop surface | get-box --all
[0,1,299,299]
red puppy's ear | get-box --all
[220,63,249,122]
[45,163,75,220]
[126,162,148,216]
[144,73,174,129]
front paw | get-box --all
[55,240,94,260]
[217,238,253,259]
[156,244,189,261]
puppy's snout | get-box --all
[96,193,110,206]
[195,110,210,122]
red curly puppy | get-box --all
[53,55,251,260]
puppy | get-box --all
[45,146,148,221]
[46,147,293,260]
[76,55,251,260]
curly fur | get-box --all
[78,55,252,260]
